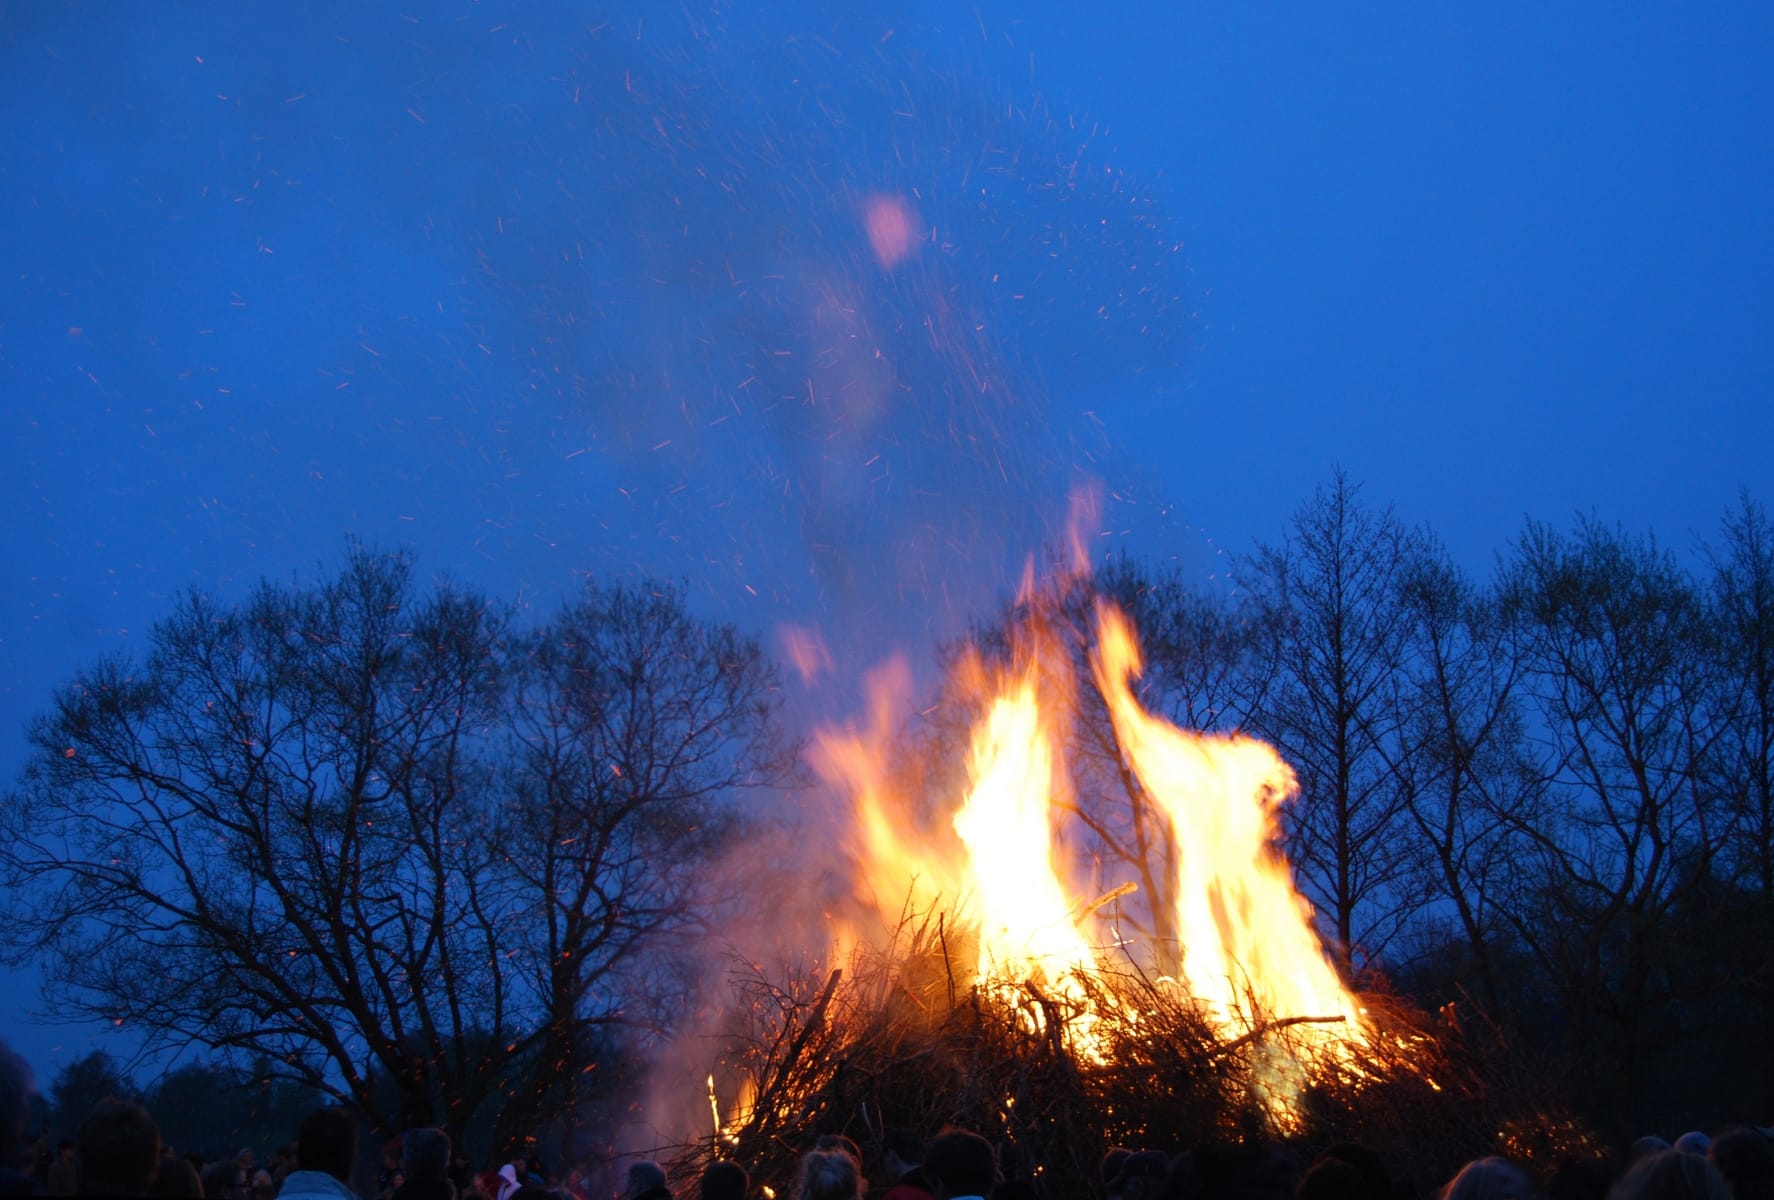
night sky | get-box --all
[4,2,1771,1086]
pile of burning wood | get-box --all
[673,914,1589,1197]
[665,589,1596,1195]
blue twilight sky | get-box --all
[3,3,1771,1087]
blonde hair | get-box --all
[1439,1156,1534,1200]
[796,1149,862,1200]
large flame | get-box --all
[948,666,1109,1051]
[1091,600,1362,1037]
[812,585,1366,1116]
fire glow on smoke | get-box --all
[808,582,1367,1119]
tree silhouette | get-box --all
[0,546,793,1141]
[1242,471,1425,969]
[1498,516,1729,1134]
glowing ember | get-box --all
[862,194,918,268]
[778,623,835,687]
[814,586,1367,1120]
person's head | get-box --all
[1439,1156,1535,1200]
[1319,1143,1392,1198]
[1546,1156,1614,1200]
[1296,1157,1367,1200]
[1100,1148,1133,1191]
[0,1041,33,1169]
[449,1149,475,1191]
[1612,1149,1730,1200]
[626,1159,669,1199]
[1109,1150,1169,1200]
[78,1098,162,1196]
[1709,1128,1774,1200]
[57,1138,76,1163]
[1630,1139,1672,1166]
[814,1134,862,1168]
[700,1159,748,1200]
[296,1106,358,1185]
[795,1149,861,1200]
[150,1151,204,1198]
[203,1158,244,1197]
[405,1127,452,1184]
[925,1129,996,1200]
[1672,1134,1711,1158]
[881,1129,926,1183]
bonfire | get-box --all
[676,576,1590,1197]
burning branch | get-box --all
[749,967,843,1142]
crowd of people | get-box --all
[4,1039,1772,1199]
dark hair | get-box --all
[404,1127,451,1184]
[1547,1157,1614,1200]
[79,1098,162,1196]
[926,1130,996,1197]
[882,1129,926,1167]
[201,1158,243,1197]
[626,1159,668,1197]
[297,1106,358,1184]
[150,1151,205,1198]
[1112,1150,1171,1200]
[1320,1143,1393,1197]
[1613,1150,1730,1200]
[701,1159,749,1200]
[1630,1139,1673,1165]
[1710,1129,1774,1200]
[1297,1158,1368,1200]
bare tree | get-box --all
[1498,517,1729,1133]
[1103,557,1279,737]
[1240,472,1425,970]
[1704,492,1774,914]
[491,581,798,1153]
[1389,540,1538,1012]
[0,548,794,1141]
[1700,491,1774,1113]
[47,1051,139,1137]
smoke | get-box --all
[481,5,1199,1157]
[3,0,1192,653]
[4,1,1198,1159]
[441,3,1191,660]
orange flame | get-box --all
[949,665,1109,1052]
[1092,600,1364,1114]
[813,582,1366,1119]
